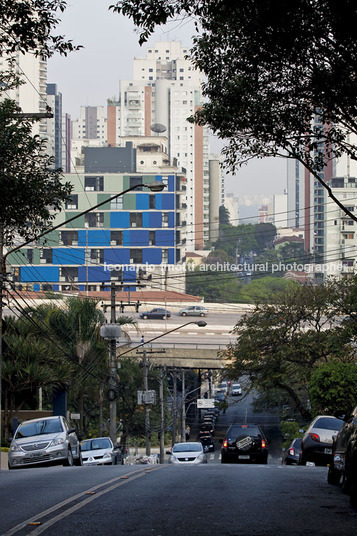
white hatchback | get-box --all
[167,442,208,464]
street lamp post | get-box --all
[0,181,165,464]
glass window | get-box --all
[85,176,104,191]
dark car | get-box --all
[282,438,301,465]
[200,434,215,453]
[327,406,357,508]
[299,416,344,466]
[221,424,269,464]
[199,423,215,436]
[139,308,171,320]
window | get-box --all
[149,195,156,209]
[60,267,78,283]
[162,213,169,227]
[66,194,78,210]
[85,176,104,191]
[40,249,53,264]
[90,249,104,264]
[110,197,123,210]
[27,249,33,263]
[111,231,123,245]
[60,231,78,246]
[130,249,143,263]
[149,231,156,245]
[130,213,142,227]
[162,249,168,263]
[85,213,104,228]
[129,176,143,190]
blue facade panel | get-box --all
[158,193,174,210]
[77,230,111,247]
[123,267,136,282]
[21,266,59,282]
[156,230,175,247]
[33,284,40,291]
[53,248,85,265]
[168,175,175,192]
[143,212,162,228]
[78,266,109,283]
[143,249,162,264]
[168,248,175,264]
[136,193,149,210]
[168,212,175,228]
[123,230,149,247]
[104,249,130,265]
[110,212,130,228]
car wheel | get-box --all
[142,315,148,320]
[342,452,352,494]
[63,448,74,467]
[74,451,83,466]
[327,463,340,485]
[181,312,187,317]
[261,456,268,464]
[200,313,205,317]
[221,453,229,464]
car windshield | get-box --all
[227,426,261,439]
[232,384,241,388]
[81,438,112,451]
[15,419,63,438]
[173,443,202,453]
[313,418,344,431]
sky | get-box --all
[47,0,287,198]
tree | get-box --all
[0,0,80,58]
[226,281,355,420]
[111,0,357,220]
[0,99,72,247]
[219,205,230,225]
[309,361,357,416]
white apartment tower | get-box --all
[71,105,107,171]
[107,41,210,250]
[0,52,47,136]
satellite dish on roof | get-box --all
[150,123,166,133]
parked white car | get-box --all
[81,437,123,465]
[8,416,82,469]
[231,383,242,396]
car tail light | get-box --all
[289,448,295,456]
[223,440,228,448]
[310,433,320,442]
[261,439,266,448]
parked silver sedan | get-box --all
[166,442,208,464]
[81,437,123,465]
[8,416,82,469]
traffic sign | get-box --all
[197,398,215,408]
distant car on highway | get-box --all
[8,416,82,469]
[139,308,171,320]
[80,437,124,466]
[167,442,207,464]
[179,305,208,317]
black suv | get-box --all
[327,406,357,508]
[221,424,269,464]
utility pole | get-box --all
[142,344,151,456]
[181,370,186,442]
[159,368,165,464]
[172,370,177,446]
[109,281,117,444]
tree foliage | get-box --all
[0,99,72,247]
[0,0,80,57]
[111,0,357,220]
[309,360,357,416]
[226,280,357,420]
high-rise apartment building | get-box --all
[107,41,210,250]
[0,52,47,136]
[46,83,63,169]
[71,105,107,171]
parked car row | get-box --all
[8,416,124,469]
[281,408,357,508]
[139,305,208,319]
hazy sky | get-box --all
[47,0,287,197]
